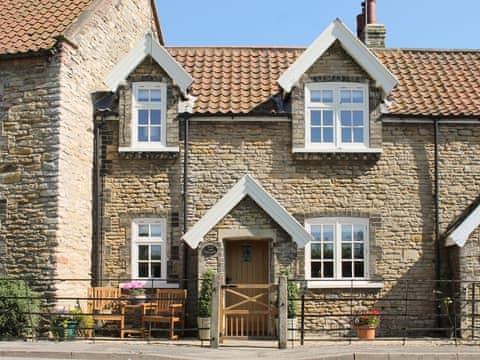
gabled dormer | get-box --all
[104,33,193,153]
[277,19,397,155]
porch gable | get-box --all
[182,174,312,248]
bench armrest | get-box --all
[141,302,157,314]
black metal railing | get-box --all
[287,278,480,345]
[1,276,480,345]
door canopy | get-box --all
[182,174,313,248]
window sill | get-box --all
[293,147,382,154]
[120,281,180,289]
[306,280,384,289]
[119,146,180,153]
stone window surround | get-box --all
[0,199,6,227]
[304,82,369,150]
[304,215,383,289]
[131,82,167,149]
[130,218,169,287]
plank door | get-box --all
[223,240,274,338]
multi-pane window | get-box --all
[132,83,166,147]
[305,83,368,149]
[131,219,166,279]
[306,218,368,280]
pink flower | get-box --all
[122,280,145,290]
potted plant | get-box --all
[351,308,381,340]
[122,280,146,304]
[78,313,95,338]
[198,270,214,340]
[50,308,80,341]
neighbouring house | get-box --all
[0,0,162,299]
[1,0,480,339]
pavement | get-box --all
[1,339,480,360]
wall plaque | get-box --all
[202,244,218,257]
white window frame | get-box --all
[131,82,167,149]
[305,82,369,150]
[304,217,382,288]
[131,218,167,283]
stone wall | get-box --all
[118,57,180,149]
[199,197,295,281]
[101,101,480,333]
[0,55,61,296]
[291,41,383,150]
[0,0,161,300]
[451,227,480,338]
[56,0,160,299]
[97,38,480,334]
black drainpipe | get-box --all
[183,114,190,289]
[92,115,104,286]
[433,119,441,327]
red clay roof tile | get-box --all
[0,0,93,55]
[168,46,480,117]
[374,48,480,117]
[168,47,304,115]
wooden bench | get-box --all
[87,286,126,338]
[141,289,187,340]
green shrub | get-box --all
[198,270,215,318]
[282,269,298,318]
[0,279,41,338]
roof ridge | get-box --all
[376,47,480,53]
[165,45,307,50]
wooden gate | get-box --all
[220,283,278,339]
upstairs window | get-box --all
[131,219,167,280]
[305,83,369,149]
[132,83,167,148]
[305,217,369,280]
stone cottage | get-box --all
[1,0,480,338]
[0,0,162,299]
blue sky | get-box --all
[155,0,479,49]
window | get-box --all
[132,82,167,148]
[131,219,167,280]
[305,218,369,280]
[305,83,369,149]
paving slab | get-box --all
[0,340,479,360]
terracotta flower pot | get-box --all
[356,325,376,340]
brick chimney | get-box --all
[357,0,386,48]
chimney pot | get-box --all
[367,0,377,24]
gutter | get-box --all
[433,119,440,283]
[92,114,105,286]
[433,119,443,330]
[182,113,191,288]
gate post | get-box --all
[278,274,288,349]
[211,273,222,348]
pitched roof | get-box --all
[105,34,192,95]
[167,46,304,114]
[444,194,480,247]
[0,0,94,55]
[168,46,480,117]
[278,19,397,94]
[374,48,480,117]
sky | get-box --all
[155,0,480,49]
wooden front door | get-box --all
[225,240,269,285]
[223,239,276,339]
